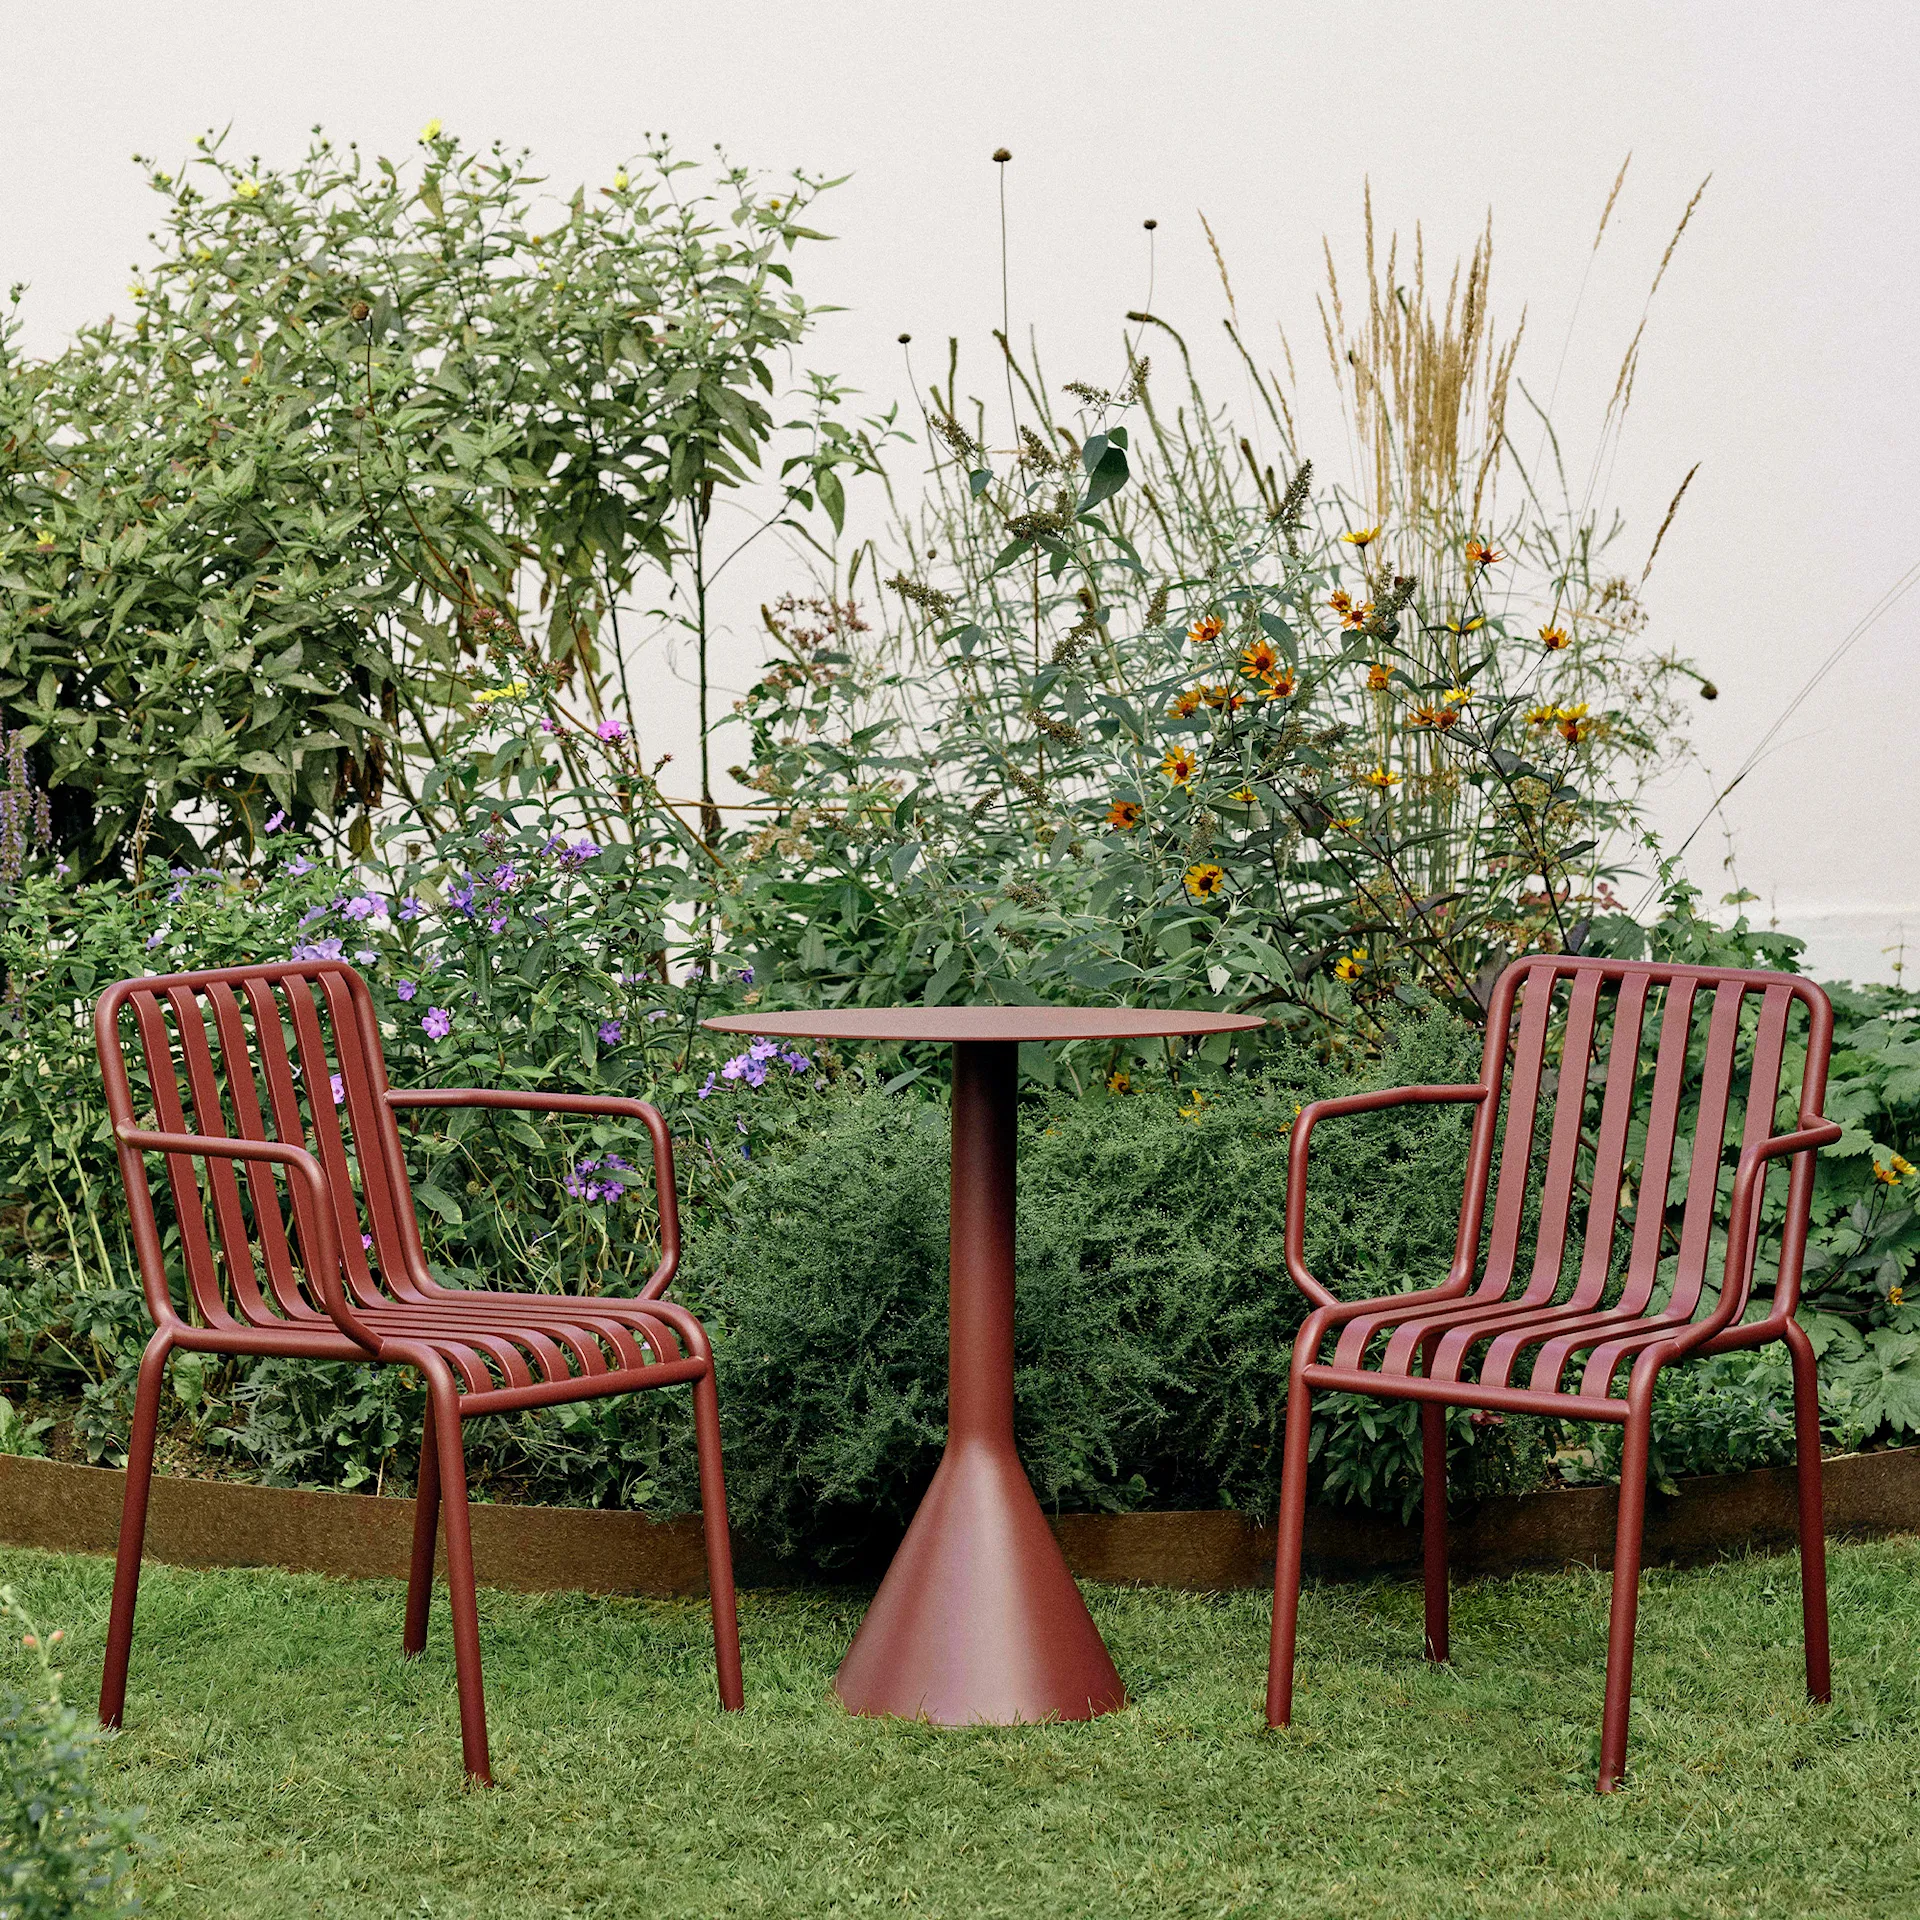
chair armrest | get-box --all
[385,1088,681,1299]
[1672,1117,1846,1355]
[1284,1084,1489,1311]
[112,1123,378,1350]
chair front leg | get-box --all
[403,1393,442,1660]
[423,1367,491,1785]
[1421,1399,1450,1664]
[690,1368,745,1711]
[1597,1372,1656,1793]
[99,1328,174,1730]
[1265,1363,1316,1729]
[1784,1318,1832,1702]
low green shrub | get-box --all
[683,1015,1483,1566]
[0,1587,140,1919]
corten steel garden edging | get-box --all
[4,1445,1920,1594]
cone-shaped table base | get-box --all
[833,1439,1125,1723]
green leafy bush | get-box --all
[0,1588,140,1919]
[684,1014,1481,1565]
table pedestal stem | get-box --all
[833,1040,1126,1723]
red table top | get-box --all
[701,1007,1266,1043]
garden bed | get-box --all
[4,1444,1917,1596]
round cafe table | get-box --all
[703,1004,1264,1724]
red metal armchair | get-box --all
[1268,954,1841,1791]
[93,960,743,1783]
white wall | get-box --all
[3,1,1914,980]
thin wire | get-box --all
[1636,554,1920,907]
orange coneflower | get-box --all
[1184,862,1226,902]
[1199,683,1242,712]
[1327,589,1353,617]
[1556,702,1591,744]
[1408,703,1456,731]
[1226,784,1257,805]
[1167,687,1204,719]
[1240,637,1279,679]
[1187,614,1223,646]
[1161,746,1199,786]
[1106,799,1142,830]
[1342,600,1375,632]
[1366,663,1392,692]
[1262,667,1297,699]
[1539,625,1570,651]
[1465,540,1503,568]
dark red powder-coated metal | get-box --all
[93,960,744,1784]
[706,1004,1262,1722]
[1267,953,1841,1791]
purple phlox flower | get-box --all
[646,1009,670,1023]
[560,836,601,868]
[747,1037,780,1061]
[721,1049,769,1089]
[490,862,519,890]
[540,830,565,855]
[422,1006,453,1040]
[396,895,425,922]
[167,884,185,904]
[563,1152,634,1203]
[395,979,417,1001]
[540,716,560,735]
[737,966,755,986]
[597,1019,623,1045]
[297,904,329,928]
[286,855,314,877]
[170,866,189,879]
[448,875,477,917]
[265,809,287,834]
[686,964,706,981]
[697,1072,717,1100]
[486,912,508,934]
[596,718,626,745]
[360,1232,373,1251]
[341,893,382,922]
[328,1073,345,1105]
[354,949,376,965]
[291,937,346,962]
[780,1049,812,1074]
[145,929,167,951]
[54,861,69,877]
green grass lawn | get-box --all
[5,1540,1919,1919]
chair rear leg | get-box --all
[1265,1373,1314,1728]
[1597,1397,1653,1794]
[403,1396,442,1659]
[1421,1399,1449,1664]
[99,1331,174,1731]
[427,1376,491,1785]
[690,1369,744,1711]
[1785,1319,1832,1702]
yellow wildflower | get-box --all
[1184,862,1227,902]
[1105,799,1142,831]
[1327,816,1361,832]
[1540,625,1570,650]
[1226,785,1257,805]
[1262,667,1297,699]
[1875,1161,1902,1185]
[1896,1156,1917,1178]
[1187,614,1223,647]
[1168,687,1204,719]
[1327,590,1353,617]
[1525,703,1557,727]
[1893,1285,1907,1308]
[1555,703,1592,744]
[1199,683,1243,713]
[1240,637,1279,679]
[1177,1089,1207,1121]
[1366,663,1391,692]
[1443,685,1472,705]
[613,169,630,191]
[1107,1070,1132,1095]
[471,678,529,706]
[420,118,444,141]
[1342,525,1383,549]
[1465,540,1503,568]
[234,178,262,200]
[1161,746,1199,787]
[1361,766,1400,789]
[1342,600,1375,632]
[1408,703,1455,732]
[1441,616,1486,636]
[1333,947,1367,983]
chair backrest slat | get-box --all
[1523,966,1605,1299]
[1479,965,1559,1298]
[1568,970,1653,1305]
